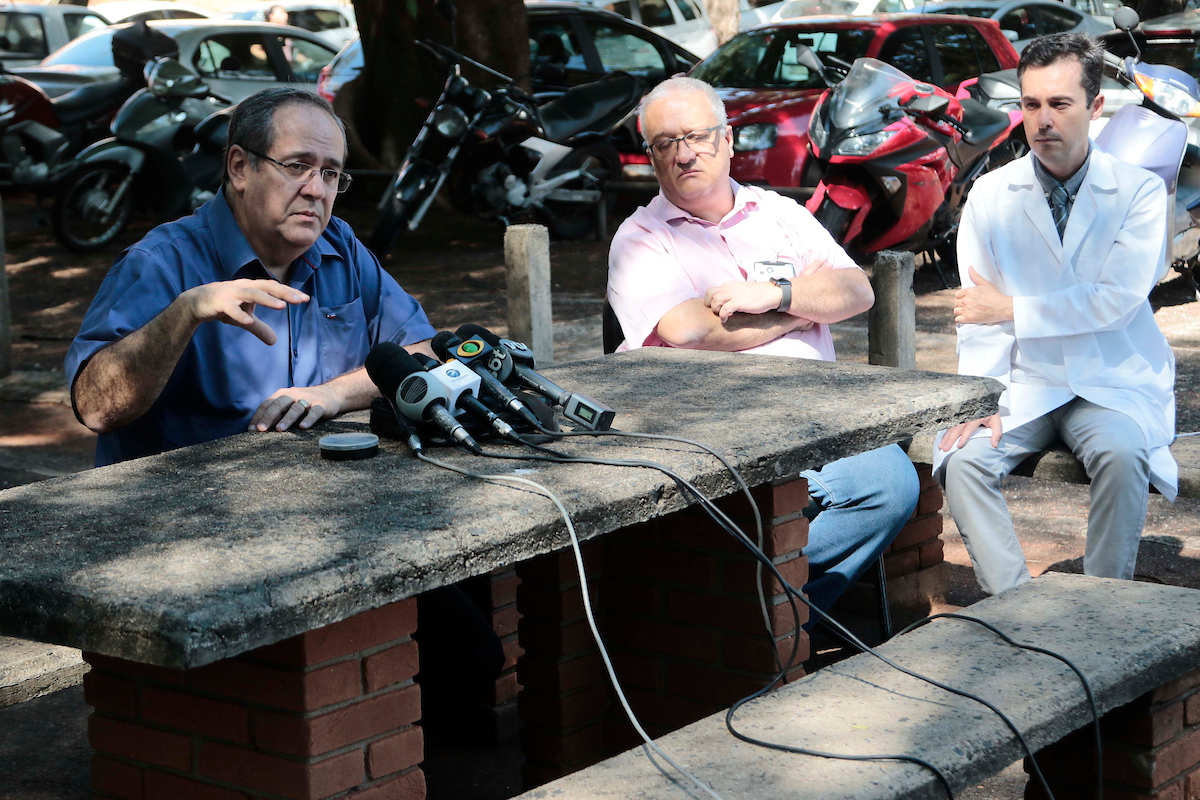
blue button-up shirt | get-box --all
[66,190,436,466]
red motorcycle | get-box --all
[803,56,1021,286]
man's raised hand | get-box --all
[183,279,309,345]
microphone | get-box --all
[431,331,542,429]
[365,343,483,454]
[399,349,519,442]
[454,325,616,431]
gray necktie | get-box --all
[1049,183,1070,240]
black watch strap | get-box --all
[770,277,791,313]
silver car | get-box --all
[918,0,1111,51]
[0,3,110,68]
[10,20,338,101]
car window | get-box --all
[529,17,591,87]
[874,0,910,10]
[64,13,109,42]
[281,35,333,81]
[675,0,700,21]
[0,12,48,59]
[998,6,1037,40]
[194,33,275,79]
[691,28,873,88]
[637,0,676,27]
[928,6,995,16]
[168,10,208,19]
[290,9,348,32]
[604,2,634,19]
[586,21,667,79]
[930,24,979,85]
[965,25,1001,72]
[1037,4,1080,34]
[43,29,114,66]
[879,27,934,83]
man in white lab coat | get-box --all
[935,32,1177,595]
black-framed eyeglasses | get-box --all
[244,148,353,193]
[645,125,725,161]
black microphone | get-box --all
[365,343,483,454]
[454,325,616,431]
[404,348,519,442]
[431,331,542,429]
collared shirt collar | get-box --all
[208,187,341,280]
[1032,141,1093,199]
[654,178,760,225]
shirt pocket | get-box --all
[317,297,369,382]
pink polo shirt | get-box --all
[607,180,861,361]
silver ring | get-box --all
[295,399,311,412]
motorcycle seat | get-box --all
[539,73,642,145]
[52,78,136,126]
[954,98,1012,167]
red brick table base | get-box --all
[85,600,424,800]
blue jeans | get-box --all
[800,443,920,624]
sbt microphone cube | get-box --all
[430,361,482,416]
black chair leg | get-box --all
[874,555,893,641]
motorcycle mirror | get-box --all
[148,57,209,99]
[905,93,950,115]
[792,43,831,87]
[1113,5,1139,31]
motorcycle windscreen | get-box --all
[826,58,915,132]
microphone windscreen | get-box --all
[431,330,459,361]
[365,343,424,400]
[455,323,501,347]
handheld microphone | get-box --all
[431,331,542,429]
[454,325,616,431]
[408,350,519,442]
[365,343,483,454]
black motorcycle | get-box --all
[367,38,642,259]
[51,58,231,252]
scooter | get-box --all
[803,51,1020,286]
[51,57,231,252]
[1095,6,1200,296]
[367,37,641,260]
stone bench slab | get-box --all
[515,573,1200,800]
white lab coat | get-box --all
[933,148,1178,500]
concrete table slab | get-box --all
[0,349,999,669]
[513,573,1200,800]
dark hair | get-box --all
[223,87,346,186]
[267,4,288,18]
[1017,32,1104,107]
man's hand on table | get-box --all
[954,267,1013,325]
[250,384,342,432]
[940,413,1004,451]
[184,279,310,345]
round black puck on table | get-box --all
[319,432,380,461]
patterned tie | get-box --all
[1049,183,1070,241]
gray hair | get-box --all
[223,87,347,187]
[637,76,727,140]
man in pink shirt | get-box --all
[608,76,919,621]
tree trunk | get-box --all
[348,0,528,168]
[707,0,740,45]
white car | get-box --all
[579,0,719,57]
[737,0,786,29]
[92,1,211,24]
[215,1,357,50]
[769,0,914,18]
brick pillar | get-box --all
[1025,665,1200,800]
[515,477,810,788]
[458,568,524,742]
[85,598,424,800]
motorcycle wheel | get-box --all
[537,144,621,239]
[366,195,413,262]
[53,164,134,253]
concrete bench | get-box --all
[513,573,1200,800]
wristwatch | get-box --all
[770,276,792,312]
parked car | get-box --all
[94,2,211,24]
[10,20,338,101]
[770,0,915,19]
[918,0,1110,51]
[689,14,1019,193]
[0,3,110,68]
[739,0,788,29]
[577,0,719,57]
[215,2,358,50]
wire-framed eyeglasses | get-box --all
[645,125,724,161]
[245,148,353,193]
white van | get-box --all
[582,0,718,56]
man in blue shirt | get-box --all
[66,88,436,466]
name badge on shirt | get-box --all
[746,260,797,283]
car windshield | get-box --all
[928,6,996,16]
[824,56,916,129]
[691,27,873,89]
[42,28,116,66]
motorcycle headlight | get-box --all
[432,105,470,139]
[733,123,777,152]
[1142,76,1200,118]
[808,115,828,154]
[832,129,896,157]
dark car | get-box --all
[689,14,1019,194]
[919,0,1111,51]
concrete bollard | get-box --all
[504,223,553,365]
[0,199,10,379]
[868,250,916,370]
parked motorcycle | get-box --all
[367,37,641,260]
[803,52,1020,286]
[0,22,177,196]
[1096,6,1200,296]
[52,57,231,252]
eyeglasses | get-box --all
[646,125,724,161]
[244,148,353,193]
